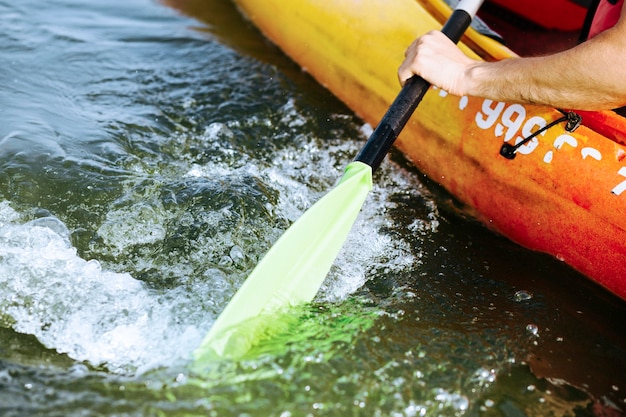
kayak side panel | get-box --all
[231,0,626,299]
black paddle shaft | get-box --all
[355,8,474,172]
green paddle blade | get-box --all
[193,161,372,363]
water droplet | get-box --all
[26,216,72,243]
[514,290,533,302]
[474,367,497,385]
[229,245,245,264]
[433,389,469,411]
[0,369,11,383]
[182,97,196,109]
[69,364,90,376]
[526,324,539,337]
[218,255,232,267]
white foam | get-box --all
[0,202,209,373]
[97,203,169,254]
[260,136,431,302]
[0,113,438,374]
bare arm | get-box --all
[397,7,626,110]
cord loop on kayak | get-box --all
[500,111,582,159]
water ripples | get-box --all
[0,0,624,415]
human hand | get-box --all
[397,30,477,97]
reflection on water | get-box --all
[0,0,625,415]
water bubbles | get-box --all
[229,245,245,265]
[0,135,426,374]
[0,202,21,225]
[404,402,427,417]
[25,217,72,245]
[0,88,434,378]
[354,400,366,408]
[0,213,211,373]
[312,402,324,411]
[203,122,235,141]
[84,259,102,274]
[182,97,196,109]
[526,324,540,337]
[96,203,168,253]
[279,98,307,128]
[514,290,533,302]
[472,367,497,387]
[433,388,469,412]
[391,377,407,388]
[0,368,12,383]
[218,255,233,268]
[359,123,373,137]
[68,364,90,376]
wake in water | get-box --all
[0,203,205,374]
[0,120,438,374]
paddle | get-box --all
[194,0,484,363]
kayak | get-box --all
[230,0,626,300]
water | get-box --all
[0,0,624,415]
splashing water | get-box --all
[0,203,205,373]
[1,1,624,415]
[0,123,431,373]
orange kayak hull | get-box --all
[231,0,626,300]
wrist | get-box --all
[463,61,487,97]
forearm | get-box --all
[463,28,626,110]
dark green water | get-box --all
[0,0,624,415]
